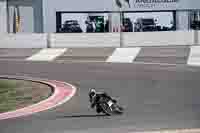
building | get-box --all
[1,0,200,33]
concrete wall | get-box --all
[0,31,198,48]
[122,31,195,47]
[49,33,120,47]
[0,0,7,33]
[0,33,47,48]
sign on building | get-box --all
[133,0,179,9]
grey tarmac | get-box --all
[0,60,200,133]
[0,46,191,64]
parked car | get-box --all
[60,20,83,33]
[122,18,133,32]
[134,18,157,32]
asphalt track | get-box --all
[1,60,200,133]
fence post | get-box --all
[119,9,123,48]
[47,33,51,48]
[194,30,199,45]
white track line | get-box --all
[129,128,200,133]
[0,77,77,120]
[106,48,141,63]
[26,48,67,61]
[187,46,200,66]
[50,80,77,108]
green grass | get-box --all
[0,79,18,113]
[0,79,52,113]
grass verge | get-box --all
[0,79,52,113]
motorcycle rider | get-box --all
[88,88,117,113]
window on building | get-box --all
[56,12,111,33]
[123,12,175,32]
[190,10,200,30]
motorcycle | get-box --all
[97,97,124,116]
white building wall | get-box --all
[7,0,43,33]
[176,11,190,30]
[8,0,34,33]
[42,0,113,32]
[0,0,7,33]
[1,0,200,33]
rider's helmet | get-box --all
[89,88,96,100]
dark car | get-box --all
[134,18,157,32]
[60,20,83,33]
[122,18,133,32]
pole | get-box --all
[119,8,123,47]
[13,7,16,33]
[6,0,10,33]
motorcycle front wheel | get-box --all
[100,102,113,116]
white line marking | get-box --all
[26,48,67,61]
[0,77,77,120]
[50,81,77,109]
[129,128,200,133]
[187,46,200,66]
[106,48,141,63]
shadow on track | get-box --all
[43,114,118,120]
[59,114,109,118]
[39,114,111,120]
[64,114,107,118]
